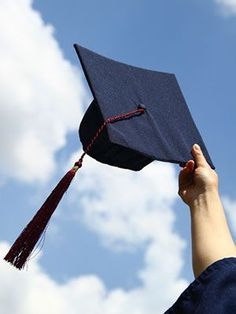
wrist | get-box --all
[188,189,220,212]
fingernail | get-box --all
[194,144,200,151]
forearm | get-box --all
[189,190,236,278]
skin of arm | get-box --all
[178,144,236,278]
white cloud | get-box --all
[0,227,187,314]
[0,155,189,314]
[214,0,236,15]
[65,152,189,312]
[0,242,106,314]
[71,153,179,249]
[0,0,86,182]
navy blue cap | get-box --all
[74,44,214,170]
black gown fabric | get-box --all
[165,257,236,314]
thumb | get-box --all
[191,144,210,168]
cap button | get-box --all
[138,104,146,110]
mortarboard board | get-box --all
[4,44,214,270]
[75,44,214,170]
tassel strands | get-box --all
[4,161,82,269]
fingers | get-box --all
[179,160,194,181]
[178,160,195,193]
[191,144,209,168]
[185,160,195,172]
[179,160,195,172]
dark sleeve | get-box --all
[165,257,236,314]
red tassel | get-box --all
[4,161,82,269]
[4,107,145,270]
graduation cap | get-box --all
[4,44,214,269]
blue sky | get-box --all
[0,0,236,313]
